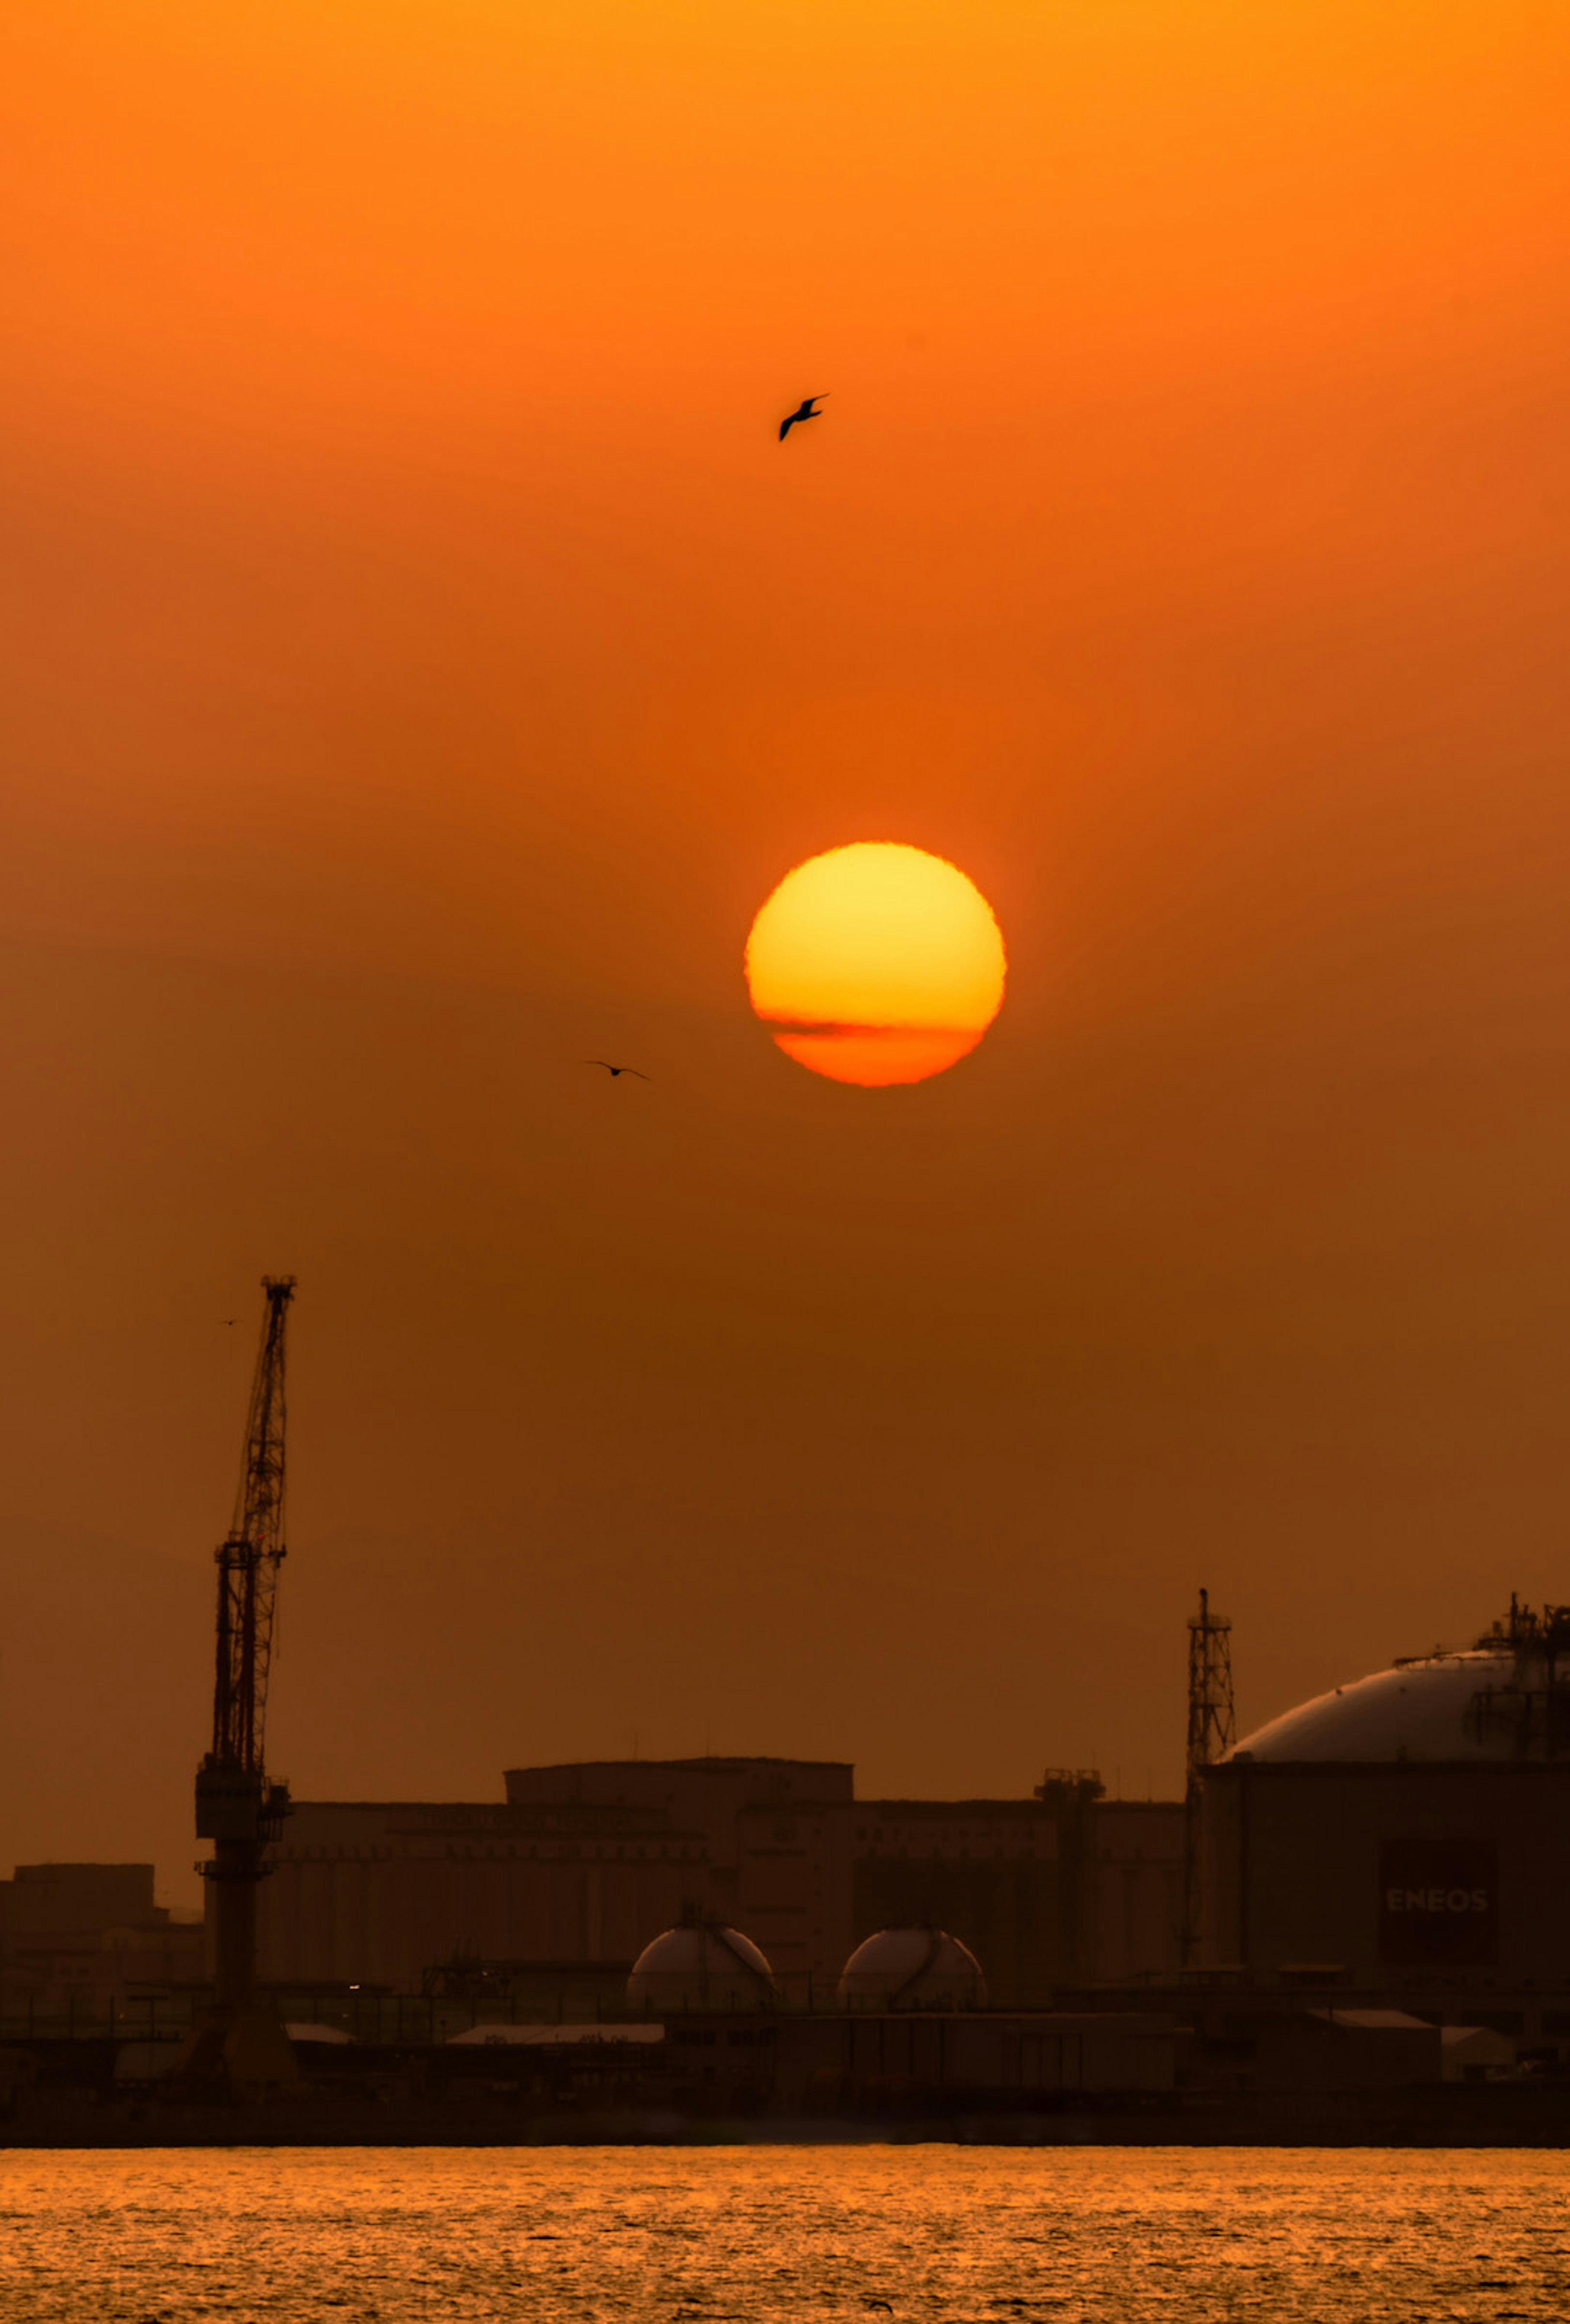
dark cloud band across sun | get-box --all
[745,844,1007,1087]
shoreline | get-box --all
[7,2092,1570,2150]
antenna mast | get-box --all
[1182,1587,1235,1968]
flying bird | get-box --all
[865,2304,895,2315]
[779,395,827,441]
[585,1060,650,1080]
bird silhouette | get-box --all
[865,2304,895,2315]
[585,1060,650,1080]
[779,395,827,441]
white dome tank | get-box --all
[1227,1647,1536,1765]
[838,1926,987,2011]
[627,1918,776,2011]
[1223,1602,1570,1767]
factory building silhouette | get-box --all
[11,1276,1570,2116]
[250,1592,1570,2040]
[256,1759,1180,2003]
[203,1286,1570,2031]
[1194,1595,1570,1997]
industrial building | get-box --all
[48,1277,1564,2088]
[252,1757,1185,2003]
[0,1864,203,2010]
[8,1279,1570,2139]
[244,1578,1570,2030]
[191,1283,1564,2049]
[1196,1597,1570,2006]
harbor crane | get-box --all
[192,1275,296,2077]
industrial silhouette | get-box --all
[187,1275,298,2088]
[5,1310,1570,2138]
[1182,1589,1235,1967]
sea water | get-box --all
[0,2145,1563,2322]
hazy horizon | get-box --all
[5,2,1570,1908]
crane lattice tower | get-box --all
[195,1277,296,2022]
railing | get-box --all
[0,1992,200,2042]
[1,1973,1054,2045]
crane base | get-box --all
[175,2006,299,2095]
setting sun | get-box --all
[745,843,1007,1086]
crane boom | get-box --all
[212,1275,294,1770]
[195,1274,297,2026]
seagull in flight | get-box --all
[779,395,827,441]
[585,1060,650,1080]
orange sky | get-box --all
[3,2,1570,1898]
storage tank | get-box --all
[839,1925,987,2010]
[1198,1598,1570,1991]
[626,1918,775,2011]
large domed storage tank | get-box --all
[626,1919,776,2012]
[1222,1646,1543,1766]
[838,1926,987,2010]
[1197,1600,1570,1989]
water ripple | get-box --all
[1,2148,1567,2323]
